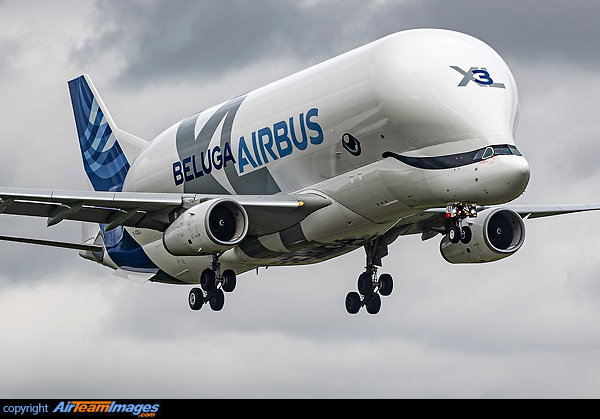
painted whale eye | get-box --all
[342,133,361,156]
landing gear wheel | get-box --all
[446,202,478,245]
[221,269,237,293]
[366,293,381,315]
[345,237,395,315]
[357,272,373,296]
[209,289,225,311]
[460,226,472,244]
[448,226,461,244]
[378,273,393,296]
[201,268,216,292]
[189,288,204,311]
[345,292,362,314]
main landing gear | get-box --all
[446,202,477,245]
[188,253,237,312]
[345,237,394,315]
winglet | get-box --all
[68,75,148,192]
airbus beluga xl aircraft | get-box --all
[1,29,597,314]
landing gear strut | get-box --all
[446,202,477,244]
[188,253,237,312]
[345,237,394,315]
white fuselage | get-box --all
[107,29,529,283]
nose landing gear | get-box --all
[446,202,477,244]
[188,253,237,312]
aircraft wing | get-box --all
[3,184,596,248]
[389,203,600,241]
[0,234,104,252]
[499,203,600,219]
[0,187,331,236]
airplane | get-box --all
[1,28,598,315]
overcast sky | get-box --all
[1,0,600,398]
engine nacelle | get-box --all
[440,208,525,264]
[163,198,248,256]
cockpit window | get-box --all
[508,145,522,156]
[482,147,495,159]
[472,144,523,161]
[493,146,511,155]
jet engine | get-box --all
[163,198,248,256]
[440,208,525,264]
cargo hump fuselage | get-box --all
[105,29,530,279]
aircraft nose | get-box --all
[503,155,530,195]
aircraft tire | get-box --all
[379,273,393,296]
[189,288,204,311]
[222,269,237,293]
[201,268,216,292]
[357,272,373,295]
[366,293,381,315]
[209,289,225,311]
[460,226,472,244]
[345,292,362,314]
[448,226,461,244]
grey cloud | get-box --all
[0,217,88,282]
[408,0,600,65]
[0,40,18,81]
[73,0,422,88]
[4,229,600,398]
[73,0,600,89]
[509,61,600,201]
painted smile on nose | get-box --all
[382,144,524,170]
[383,144,530,203]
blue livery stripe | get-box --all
[68,76,130,192]
[103,226,158,272]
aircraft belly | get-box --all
[230,240,363,267]
[224,196,394,266]
[138,234,250,284]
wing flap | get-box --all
[0,200,167,231]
